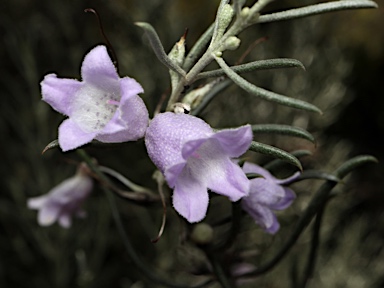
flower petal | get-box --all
[119,77,144,100]
[206,158,249,201]
[41,74,81,116]
[242,201,280,234]
[58,214,72,228]
[27,196,47,209]
[81,46,119,88]
[165,162,186,188]
[248,179,286,205]
[269,187,296,210]
[181,138,208,160]
[212,125,252,157]
[275,171,301,185]
[38,204,60,226]
[173,168,209,223]
[242,162,272,179]
[96,78,148,142]
[58,119,97,152]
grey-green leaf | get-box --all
[135,22,186,77]
[258,0,378,24]
[291,170,341,184]
[196,58,305,80]
[264,149,312,171]
[335,155,378,178]
[252,124,315,143]
[246,173,264,180]
[249,141,303,171]
[214,56,322,114]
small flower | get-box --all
[41,45,149,151]
[241,162,299,234]
[145,112,252,223]
[27,163,93,228]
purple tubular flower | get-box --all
[41,45,149,151]
[145,112,252,223]
[241,162,299,234]
[27,164,93,228]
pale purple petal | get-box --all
[119,77,144,100]
[41,74,81,116]
[27,197,46,209]
[242,201,280,234]
[173,168,209,223]
[243,162,272,179]
[81,45,119,87]
[206,158,249,201]
[275,171,301,185]
[181,138,208,160]
[269,187,296,210]
[248,179,286,205]
[165,162,186,188]
[212,125,253,157]
[58,119,97,152]
[38,204,60,226]
[58,214,72,228]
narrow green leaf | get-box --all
[258,0,378,23]
[211,0,231,44]
[264,149,312,171]
[249,141,302,171]
[246,173,264,180]
[214,56,322,114]
[135,22,186,77]
[335,155,378,178]
[196,58,305,80]
[290,170,340,184]
[252,124,315,143]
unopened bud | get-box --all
[240,7,250,18]
[224,36,241,50]
[190,223,214,245]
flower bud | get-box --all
[224,36,241,50]
[190,223,214,245]
[240,7,250,17]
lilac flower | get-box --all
[28,163,93,228]
[145,112,252,223]
[41,45,149,152]
[241,162,299,234]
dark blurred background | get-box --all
[1,0,384,287]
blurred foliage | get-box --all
[1,0,384,287]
